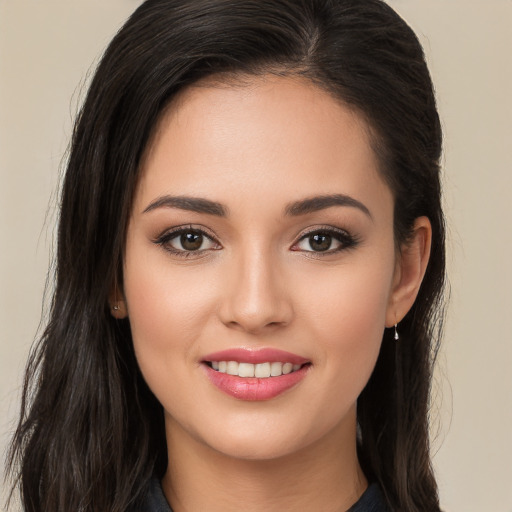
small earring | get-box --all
[112,304,120,311]
[394,323,399,341]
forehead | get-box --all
[135,75,390,216]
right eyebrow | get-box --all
[142,195,228,216]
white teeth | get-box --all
[282,362,293,374]
[254,362,271,378]
[238,362,255,377]
[210,360,304,378]
[270,362,283,376]
[226,361,239,376]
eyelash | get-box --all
[153,225,220,258]
[292,226,360,256]
[153,225,359,258]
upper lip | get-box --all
[202,348,309,365]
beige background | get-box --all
[1,1,511,511]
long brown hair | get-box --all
[7,1,445,510]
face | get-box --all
[122,75,400,461]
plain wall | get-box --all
[1,1,511,511]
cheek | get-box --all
[122,248,220,381]
[301,257,393,331]
[296,255,395,385]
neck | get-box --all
[162,408,368,512]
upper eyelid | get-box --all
[295,225,352,239]
[292,226,359,252]
[153,224,356,248]
[155,224,219,242]
[153,226,221,257]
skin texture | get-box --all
[114,75,431,512]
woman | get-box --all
[7,0,446,510]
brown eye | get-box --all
[180,232,203,251]
[309,233,332,252]
[155,227,219,255]
[293,228,358,254]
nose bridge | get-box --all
[220,240,292,333]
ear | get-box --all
[386,216,432,326]
[109,285,128,319]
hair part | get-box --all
[7,1,445,511]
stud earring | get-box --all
[112,304,120,311]
[394,323,399,341]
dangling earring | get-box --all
[394,323,399,341]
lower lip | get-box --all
[203,364,310,401]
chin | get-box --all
[208,432,307,462]
[190,409,347,463]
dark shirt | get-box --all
[141,476,389,511]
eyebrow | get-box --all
[284,194,372,219]
[143,195,227,216]
[142,193,371,219]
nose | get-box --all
[218,248,294,335]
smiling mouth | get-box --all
[205,361,308,378]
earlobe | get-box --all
[110,300,128,319]
[386,216,432,327]
[109,286,128,319]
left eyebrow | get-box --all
[284,194,372,219]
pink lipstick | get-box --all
[202,348,311,401]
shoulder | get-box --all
[348,483,389,512]
[138,478,387,512]
[138,476,173,512]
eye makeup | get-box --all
[152,222,360,259]
[291,225,360,255]
[152,224,221,258]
